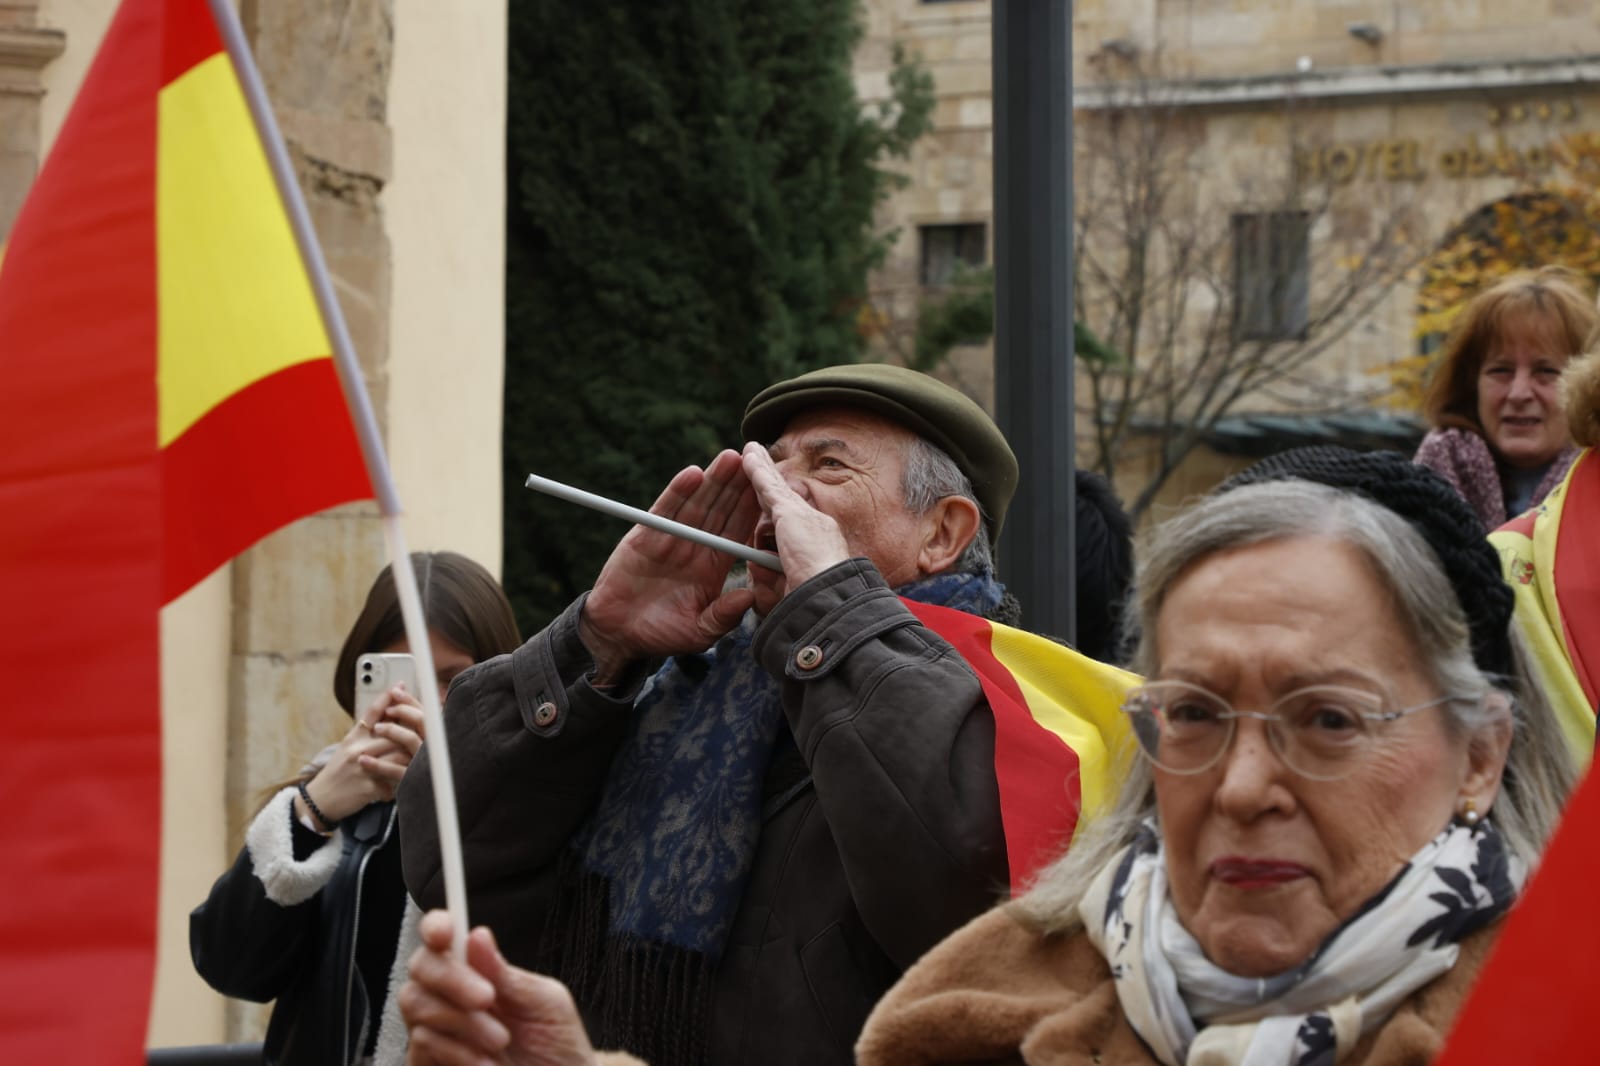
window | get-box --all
[1232,212,1310,341]
[919,223,986,286]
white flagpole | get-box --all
[205,0,471,957]
[526,473,784,572]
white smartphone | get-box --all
[354,652,417,710]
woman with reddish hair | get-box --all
[1414,266,1596,527]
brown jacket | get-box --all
[399,560,1010,1066]
[857,903,1500,1066]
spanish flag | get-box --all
[1490,450,1600,761]
[0,0,371,1058]
[1434,737,1600,1065]
[1438,453,1600,1063]
[904,602,1137,892]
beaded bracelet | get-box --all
[297,780,340,833]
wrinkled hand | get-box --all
[740,443,850,590]
[580,449,761,679]
[402,910,599,1066]
[298,685,425,828]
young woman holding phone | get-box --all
[190,551,521,1066]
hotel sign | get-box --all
[1293,100,1582,183]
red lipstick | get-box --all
[1209,857,1309,889]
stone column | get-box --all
[0,1,66,237]
[224,0,396,1042]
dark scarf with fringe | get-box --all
[536,569,1006,1066]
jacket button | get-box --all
[533,701,558,727]
[795,644,824,670]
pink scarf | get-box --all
[1413,428,1577,528]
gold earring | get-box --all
[1460,798,1480,826]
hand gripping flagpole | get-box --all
[206,0,471,957]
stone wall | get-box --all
[1076,0,1598,80]
[856,0,997,408]
[858,0,1600,518]
[0,2,65,236]
[222,0,397,1042]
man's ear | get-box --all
[916,495,982,576]
[1464,691,1514,815]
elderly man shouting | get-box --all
[398,364,1020,1066]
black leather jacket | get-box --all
[190,790,400,1065]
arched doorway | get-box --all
[1396,190,1600,408]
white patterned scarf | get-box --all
[1080,819,1523,1066]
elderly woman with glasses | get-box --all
[390,449,1575,1066]
[855,447,1576,1066]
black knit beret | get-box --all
[1218,445,1514,683]
[741,363,1019,542]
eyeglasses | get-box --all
[1121,680,1464,782]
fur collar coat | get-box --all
[856,903,1500,1066]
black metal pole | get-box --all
[993,0,1075,640]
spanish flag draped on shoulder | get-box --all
[0,0,372,1058]
[1490,450,1600,762]
[903,601,1138,892]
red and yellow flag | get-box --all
[1433,747,1600,1065]
[0,0,371,1058]
[1491,450,1600,760]
[904,601,1137,892]
[1388,453,1600,1064]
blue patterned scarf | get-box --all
[543,568,1003,1064]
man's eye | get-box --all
[818,457,846,469]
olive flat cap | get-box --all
[741,363,1019,541]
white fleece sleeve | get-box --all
[244,786,344,906]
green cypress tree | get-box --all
[502,1,931,630]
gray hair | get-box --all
[900,436,993,574]
[1017,479,1576,935]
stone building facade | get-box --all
[0,4,64,232]
[4,0,507,1048]
[857,0,1600,515]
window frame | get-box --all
[919,221,988,287]
[1231,210,1311,343]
